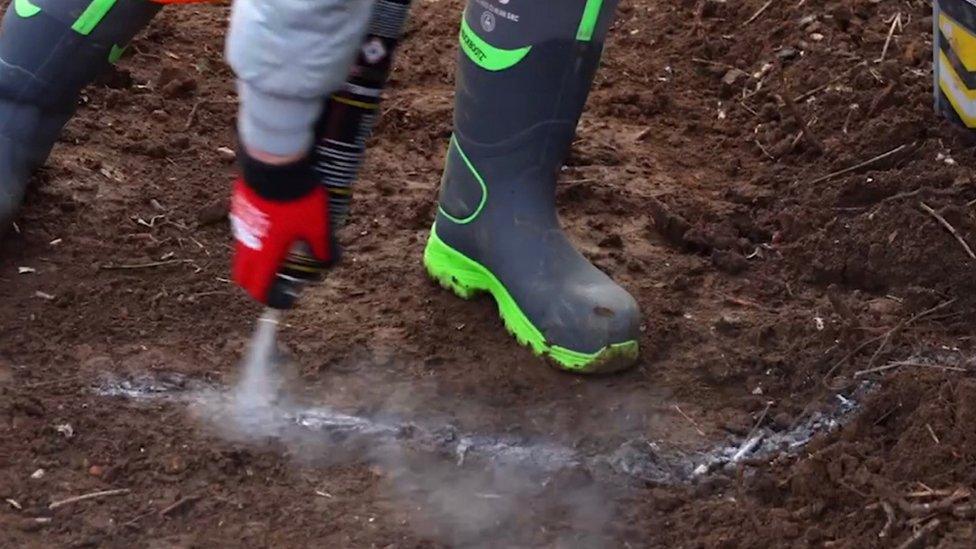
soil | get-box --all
[3,0,976,547]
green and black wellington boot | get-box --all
[0,0,160,234]
[424,0,640,374]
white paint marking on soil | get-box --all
[93,370,871,486]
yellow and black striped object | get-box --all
[936,0,976,128]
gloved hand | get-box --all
[230,151,332,309]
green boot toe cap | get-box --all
[424,227,640,374]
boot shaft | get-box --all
[439,0,617,225]
[453,0,617,161]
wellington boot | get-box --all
[425,0,640,373]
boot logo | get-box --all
[459,17,531,72]
[480,11,496,32]
[475,0,519,22]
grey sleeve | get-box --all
[226,0,374,156]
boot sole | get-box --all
[423,225,639,374]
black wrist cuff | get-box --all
[238,147,317,202]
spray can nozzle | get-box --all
[266,243,326,310]
[267,275,303,310]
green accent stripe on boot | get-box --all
[424,225,639,374]
[108,44,126,63]
[72,0,119,36]
[576,0,605,41]
[14,0,42,18]
[437,135,487,225]
[459,17,531,71]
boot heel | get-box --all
[423,226,488,300]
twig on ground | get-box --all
[877,13,903,63]
[49,489,130,510]
[877,188,926,206]
[185,290,230,301]
[794,62,866,103]
[952,503,976,518]
[184,101,203,131]
[99,259,195,270]
[915,362,967,373]
[809,143,914,185]
[748,401,772,437]
[824,334,888,382]
[824,299,957,383]
[896,518,940,549]
[730,401,772,463]
[854,360,967,378]
[907,487,955,499]
[852,362,903,377]
[842,104,859,134]
[875,500,897,539]
[731,432,764,464]
[863,299,958,371]
[754,139,775,160]
[160,494,201,517]
[896,488,970,518]
[926,424,941,445]
[744,0,773,25]
[839,480,870,499]
[691,57,739,71]
[872,406,899,426]
[919,202,976,260]
[182,99,235,131]
[121,508,156,529]
[673,405,706,436]
[781,86,825,154]
[23,375,84,389]
[738,100,759,117]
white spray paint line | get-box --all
[93,371,872,485]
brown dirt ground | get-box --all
[3,0,976,547]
